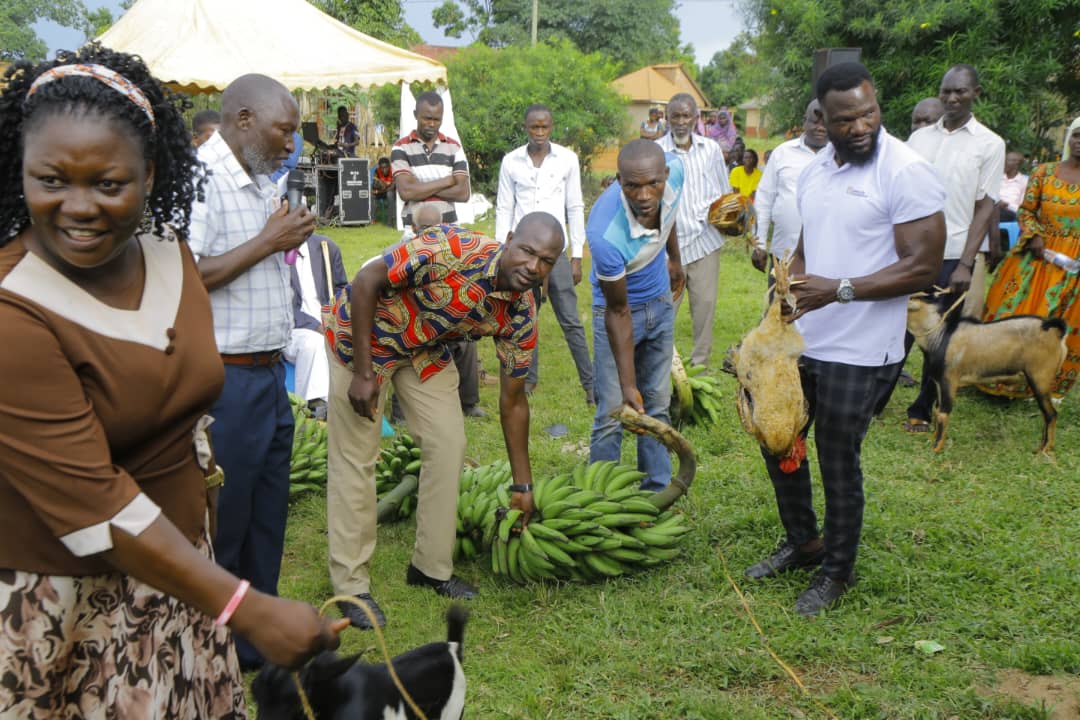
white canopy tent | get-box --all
[96,0,446,94]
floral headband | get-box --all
[26,63,156,129]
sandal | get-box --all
[902,418,931,434]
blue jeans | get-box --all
[590,293,674,491]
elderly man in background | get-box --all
[910,97,945,134]
[496,104,594,402]
[753,99,829,275]
[189,73,316,670]
[655,92,731,368]
[588,140,685,492]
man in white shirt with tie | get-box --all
[753,99,829,273]
[655,92,732,367]
[495,104,593,402]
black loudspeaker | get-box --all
[812,48,863,88]
[337,158,371,226]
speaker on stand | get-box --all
[337,157,372,226]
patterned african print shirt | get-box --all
[324,225,536,383]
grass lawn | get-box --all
[272,212,1080,719]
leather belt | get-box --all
[220,351,283,367]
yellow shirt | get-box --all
[729,165,762,198]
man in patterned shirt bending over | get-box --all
[322,212,564,628]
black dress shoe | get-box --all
[405,564,478,599]
[795,571,856,617]
[462,404,486,418]
[336,593,386,629]
[744,540,825,579]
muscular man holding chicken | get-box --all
[744,63,946,616]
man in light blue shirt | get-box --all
[587,140,685,490]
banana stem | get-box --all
[611,405,696,510]
[375,474,419,522]
[670,349,693,423]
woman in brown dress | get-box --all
[0,46,346,719]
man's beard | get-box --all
[242,144,276,176]
[671,130,692,146]
[831,131,879,166]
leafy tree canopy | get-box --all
[432,0,693,73]
[309,0,421,49]
[743,0,1080,155]
[392,40,626,193]
[1,0,87,62]
[698,31,774,110]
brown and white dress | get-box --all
[0,231,247,719]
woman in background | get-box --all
[980,117,1080,400]
[729,148,762,201]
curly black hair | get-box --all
[0,43,204,245]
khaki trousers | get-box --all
[676,249,721,367]
[326,359,466,595]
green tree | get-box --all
[698,31,774,109]
[432,0,693,73]
[1,0,87,62]
[82,6,114,39]
[430,40,626,192]
[309,0,421,49]
[743,0,1080,154]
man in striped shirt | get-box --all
[390,91,471,233]
[655,93,732,367]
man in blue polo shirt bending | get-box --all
[588,140,685,491]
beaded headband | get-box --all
[25,63,156,129]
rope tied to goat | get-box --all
[292,594,429,720]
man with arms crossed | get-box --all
[745,63,946,616]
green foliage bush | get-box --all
[442,40,628,194]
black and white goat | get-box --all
[252,605,467,720]
[906,295,1067,454]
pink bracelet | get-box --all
[215,579,250,626]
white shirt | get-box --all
[754,135,821,260]
[796,128,946,366]
[188,131,293,354]
[294,242,322,322]
[495,142,586,257]
[999,172,1029,213]
[907,115,1005,259]
[654,133,731,265]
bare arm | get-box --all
[598,277,644,412]
[947,195,995,293]
[105,516,345,668]
[196,203,315,291]
[395,172,471,204]
[499,372,534,520]
[666,222,685,302]
[788,212,945,320]
[345,259,392,419]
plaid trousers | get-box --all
[760,356,900,579]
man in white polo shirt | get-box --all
[904,63,1005,433]
[752,98,829,273]
[743,62,946,616]
[496,103,593,402]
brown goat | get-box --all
[906,296,1067,454]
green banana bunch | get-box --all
[451,459,693,582]
[288,393,328,497]
[374,433,423,520]
[670,353,724,427]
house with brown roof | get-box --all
[612,62,711,133]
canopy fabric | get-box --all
[96,0,446,94]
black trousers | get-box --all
[761,356,899,580]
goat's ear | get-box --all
[324,653,362,679]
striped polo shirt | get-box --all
[390,130,470,227]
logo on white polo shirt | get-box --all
[846,186,868,198]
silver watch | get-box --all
[836,278,855,303]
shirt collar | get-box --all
[934,114,980,135]
[406,129,452,146]
[661,133,706,154]
[202,131,270,191]
[480,241,522,301]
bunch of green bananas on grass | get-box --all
[450,458,692,582]
[670,350,724,427]
[452,460,512,561]
[289,393,328,496]
[375,434,422,520]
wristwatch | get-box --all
[836,278,856,303]
[508,483,533,493]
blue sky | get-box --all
[36,0,744,67]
